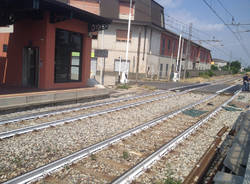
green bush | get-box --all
[117,84,131,89]
[199,70,215,79]
[211,65,219,71]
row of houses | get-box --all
[0,0,212,89]
[66,0,212,85]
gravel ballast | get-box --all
[135,96,248,183]
[33,95,230,184]
[0,92,210,182]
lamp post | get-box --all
[121,0,132,84]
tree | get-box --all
[245,66,250,72]
[230,61,241,74]
[211,65,219,71]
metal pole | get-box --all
[121,0,132,84]
[179,38,184,80]
[100,30,104,85]
[176,34,182,72]
[184,23,192,80]
[136,31,141,83]
[119,56,122,76]
[173,34,182,82]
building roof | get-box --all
[0,0,111,30]
[213,58,229,63]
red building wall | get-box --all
[160,33,178,57]
[5,12,91,89]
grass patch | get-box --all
[90,154,97,161]
[116,84,131,90]
[163,165,182,184]
[122,151,130,160]
[142,85,157,91]
[154,164,182,184]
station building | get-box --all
[0,0,111,89]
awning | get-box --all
[0,0,112,32]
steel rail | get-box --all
[0,83,222,140]
[0,76,236,125]
[2,85,238,184]
[111,90,241,184]
[0,83,209,126]
[2,93,217,184]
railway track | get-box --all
[112,91,240,184]
[0,79,238,139]
[0,83,207,126]
[1,84,240,184]
[0,82,233,139]
[0,77,236,126]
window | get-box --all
[166,64,168,77]
[116,30,132,42]
[54,29,82,83]
[200,51,204,61]
[119,1,135,16]
[161,11,164,27]
[173,40,176,54]
[161,37,165,55]
[167,39,171,51]
[159,64,163,78]
[3,44,7,53]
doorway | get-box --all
[22,47,39,88]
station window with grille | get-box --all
[54,28,83,83]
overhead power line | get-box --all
[217,0,234,21]
[203,0,250,61]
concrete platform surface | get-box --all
[0,87,112,112]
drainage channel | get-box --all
[0,83,224,140]
[2,86,237,184]
[111,90,241,184]
[0,83,209,126]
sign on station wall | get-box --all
[94,49,108,58]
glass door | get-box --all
[22,47,39,87]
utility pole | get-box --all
[136,31,141,83]
[121,0,132,84]
[173,34,182,82]
[184,23,192,80]
[179,38,184,80]
[99,30,105,85]
[169,40,175,80]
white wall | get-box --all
[91,23,151,74]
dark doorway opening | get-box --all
[22,47,39,88]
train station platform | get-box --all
[0,86,112,113]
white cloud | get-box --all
[168,10,225,32]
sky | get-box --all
[155,0,250,67]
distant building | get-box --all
[67,0,212,85]
[212,58,229,70]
